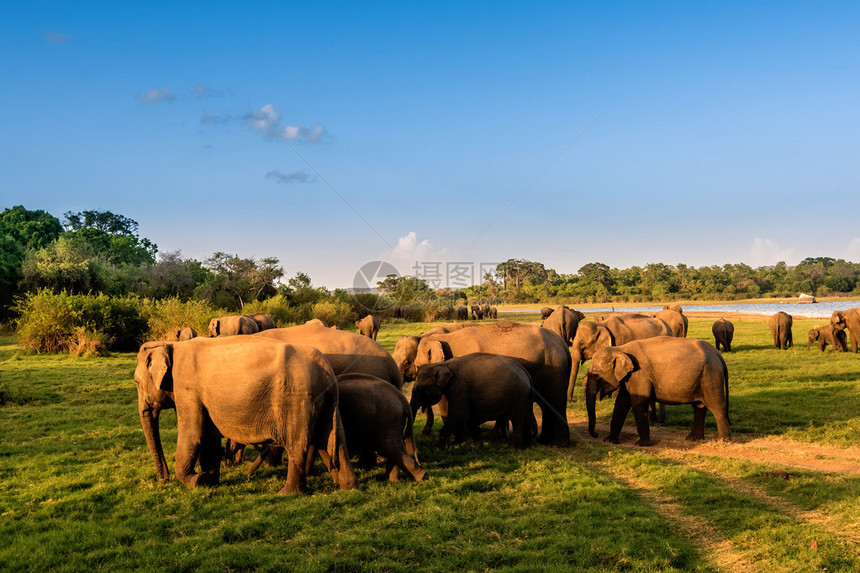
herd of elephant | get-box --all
[134,305,860,496]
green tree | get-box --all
[63,210,157,266]
[202,252,284,309]
[0,206,63,250]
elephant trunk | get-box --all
[585,376,599,438]
[140,406,169,482]
[568,349,583,401]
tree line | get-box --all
[2,205,859,323]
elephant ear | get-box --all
[433,365,454,391]
[426,340,447,364]
[611,351,634,384]
[148,345,174,391]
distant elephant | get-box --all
[411,353,533,448]
[541,305,585,346]
[596,312,650,322]
[664,304,683,313]
[481,302,491,316]
[208,315,260,337]
[410,322,571,447]
[256,323,402,388]
[392,304,410,320]
[176,327,197,341]
[569,316,673,400]
[653,309,688,337]
[355,315,380,340]
[711,319,734,352]
[487,306,498,319]
[456,306,469,320]
[305,318,328,327]
[470,305,483,320]
[586,337,730,445]
[336,373,425,482]
[540,307,554,320]
[246,313,276,331]
[767,312,793,350]
[831,308,860,353]
[133,337,356,492]
[807,324,848,352]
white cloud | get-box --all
[266,169,312,185]
[192,84,223,99]
[390,232,456,264]
[844,238,860,262]
[244,105,326,143]
[44,30,71,44]
[136,88,176,105]
[747,237,797,267]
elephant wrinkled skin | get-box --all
[355,315,380,340]
[807,324,848,352]
[831,308,860,353]
[711,319,734,352]
[767,312,793,350]
[208,315,260,337]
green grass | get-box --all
[1,315,859,571]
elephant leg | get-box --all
[174,407,219,488]
[267,446,284,467]
[686,405,707,441]
[382,439,425,482]
[304,445,317,476]
[658,402,666,424]
[385,459,399,482]
[648,401,657,423]
[630,397,653,446]
[199,422,223,480]
[607,388,632,444]
[278,451,308,495]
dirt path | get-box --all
[588,459,759,573]
[566,413,860,475]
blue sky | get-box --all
[3,1,859,288]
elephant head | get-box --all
[133,341,176,482]
[542,306,583,346]
[409,364,453,416]
[831,311,847,328]
[568,322,614,400]
[807,329,820,349]
[414,339,449,368]
[392,336,421,382]
[208,318,220,337]
[585,348,635,438]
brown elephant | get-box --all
[456,306,469,320]
[410,353,533,448]
[176,327,197,341]
[664,304,683,313]
[411,322,571,447]
[767,312,793,349]
[653,309,688,337]
[133,337,356,493]
[807,324,848,352]
[208,315,260,337]
[569,316,673,400]
[487,306,498,319]
[541,305,585,346]
[355,314,380,340]
[585,337,730,446]
[540,307,554,320]
[336,373,425,482]
[831,308,860,353]
[711,318,734,352]
[246,313,276,331]
[255,323,402,388]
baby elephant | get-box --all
[807,324,848,352]
[355,315,380,340]
[337,373,425,482]
[410,353,533,448]
[711,319,734,352]
[585,337,730,446]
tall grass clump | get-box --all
[15,289,148,352]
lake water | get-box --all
[504,300,860,319]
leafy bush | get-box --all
[68,327,111,357]
[15,290,148,353]
[311,300,356,327]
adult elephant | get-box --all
[355,315,380,340]
[487,307,498,319]
[585,337,730,445]
[470,305,483,320]
[653,309,687,338]
[831,308,860,353]
[456,306,469,320]
[664,304,683,313]
[767,312,793,350]
[412,321,571,447]
[246,313,276,331]
[481,302,491,317]
[133,337,356,492]
[540,307,554,321]
[208,315,259,337]
[176,327,197,341]
[568,316,672,400]
[541,305,585,346]
[255,323,403,389]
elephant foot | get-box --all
[635,438,654,447]
[685,432,705,442]
[604,436,620,444]
[277,483,303,495]
[186,471,219,488]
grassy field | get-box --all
[1,314,859,571]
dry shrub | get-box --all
[68,327,111,357]
[142,298,218,341]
